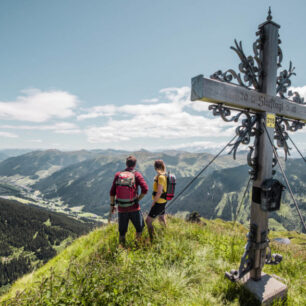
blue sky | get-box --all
[0,0,305,154]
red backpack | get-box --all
[155,172,176,201]
[165,172,176,201]
[115,170,138,207]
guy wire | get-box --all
[287,133,306,163]
[231,176,252,231]
[165,134,238,213]
[275,121,306,164]
[263,121,306,232]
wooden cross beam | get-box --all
[191,76,306,122]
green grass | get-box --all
[1,217,305,305]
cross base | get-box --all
[239,272,287,305]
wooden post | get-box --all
[250,17,280,281]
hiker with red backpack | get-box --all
[146,159,176,240]
[110,155,148,245]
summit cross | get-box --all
[191,9,306,304]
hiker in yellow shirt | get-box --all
[146,159,167,240]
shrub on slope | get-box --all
[1,218,305,305]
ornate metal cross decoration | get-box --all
[191,8,306,302]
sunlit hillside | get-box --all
[1,217,305,305]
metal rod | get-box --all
[263,122,306,232]
[288,134,306,163]
[232,176,252,230]
[166,134,238,212]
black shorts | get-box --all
[118,210,144,236]
[148,203,166,218]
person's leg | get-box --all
[145,215,155,240]
[130,210,145,241]
[146,204,164,240]
[158,214,167,227]
[118,212,129,246]
[119,235,126,245]
[157,204,167,227]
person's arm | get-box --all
[138,193,145,201]
[110,174,118,213]
[110,195,116,213]
[135,172,148,202]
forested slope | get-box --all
[0,198,96,289]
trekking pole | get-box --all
[108,206,113,224]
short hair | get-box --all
[126,155,137,168]
[154,159,166,173]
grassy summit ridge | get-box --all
[1,217,305,305]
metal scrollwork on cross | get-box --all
[209,10,305,165]
[208,17,266,171]
[277,61,295,98]
[208,104,260,179]
[274,42,305,157]
[210,39,262,90]
[274,116,304,160]
[288,90,305,104]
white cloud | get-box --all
[55,129,81,135]
[141,98,159,103]
[160,86,190,102]
[77,105,116,120]
[0,122,81,134]
[155,140,225,151]
[49,122,81,134]
[79,87,191,121]
[5,84,304,153]
[0,131,18,138]
[189,101,210,112]
[29,139,43,143]
[0,89,79,122]
[83,87,236,144]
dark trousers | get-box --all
[118,210,144,236]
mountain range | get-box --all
[0,149,304,232]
